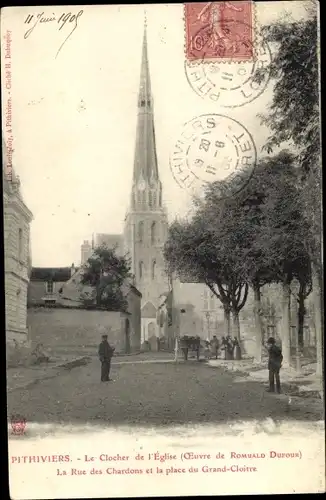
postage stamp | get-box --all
[170,114,257,198]
[185,23,271,108]
[185,2,254,63]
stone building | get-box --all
[28,264,78,306]
[79,24,228,349]
[3,149,33,345]
[123,23,170,345]
[56,265,142,353]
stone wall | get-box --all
[27,307,140,355]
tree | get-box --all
[255,8,322,373]
[255,152,313,366]
[164,189,252,340]
[81,245,132,311]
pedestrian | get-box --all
[180,335,189,361]
[98,334,115,382]
[221,336,227,360]
[226,335,234,360]
[233,337,241,360]
[265,337,283,394]
[211,335,219,359]
[204,340,211,360]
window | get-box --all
[44,299,56,305]
[150,222,156,245]
[16,289,21,328]
[18,228,23,261]
[139,261,144,280]
[46,281,54,294]
[149,191,153,207]
[153,192,157,207]
[138,221,144,242]
[152,260,156,280]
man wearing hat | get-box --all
[266,337,283,393]
[98,334,115,382]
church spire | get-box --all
[138,14,151,109]
[132,18,159,187]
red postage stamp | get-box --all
[185,2,254,63]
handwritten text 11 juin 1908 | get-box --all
[23,10,84,58]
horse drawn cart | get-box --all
[179,335,201,361]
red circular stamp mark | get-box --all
[185,2,254,63]
[170,114,257,199]
[10,414,27,435]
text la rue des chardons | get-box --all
[11,450,302,476]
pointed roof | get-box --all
[132,21,159,184]
[141,301,157,318]
[138,17,151,107]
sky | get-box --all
[1,2,311,267]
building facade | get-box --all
[123,23,170,345]
[28,265,78,306]
[3,160,33,344]
[54,265,142,353]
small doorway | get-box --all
[125,318,131,354]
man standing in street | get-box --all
[266,337,283,393]
[98,334,115,382]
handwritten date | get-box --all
[24,10,84,58]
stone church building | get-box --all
[123,24,170,344]
[80,24,227,348]
[81,24,171,347]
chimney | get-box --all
[71,263,76,277]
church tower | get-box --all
[124,20,169,346]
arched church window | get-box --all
[138,221,144,242]
[153,191,157,207]
[142,191,146,206]
[150,222,156,245]
[139,261,144,279]
[152,260,156,280]
[149,191,153,208]
[141,100,145,107]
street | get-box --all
[7,353,323,427]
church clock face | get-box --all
[138,180,146,191]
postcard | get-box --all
[2,2,324,498]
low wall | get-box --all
[27,307,139,355]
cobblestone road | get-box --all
[7,353,323,427]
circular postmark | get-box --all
[185,22,271,108]
[170,114,257,199]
